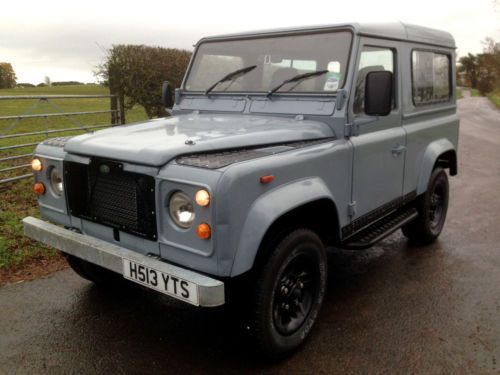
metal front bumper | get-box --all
[23,216,225,307]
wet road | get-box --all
[1,95,499,374]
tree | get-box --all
[458,53,479,88]
[476,38,500,94]
[96,45,192,121]
[481,38,500,83]
[0,62,17,89]
[458,37,500,95]
[44,76,51,86]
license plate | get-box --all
[123,259,198,305]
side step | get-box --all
[340,207,418,250]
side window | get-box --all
[354,47,394,115]
[412,51,451,106]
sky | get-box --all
[1,0,499,84]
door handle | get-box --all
[391,144,406,157]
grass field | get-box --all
[0,85,149,284]
[0,85,147,166]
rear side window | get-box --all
[412,51,451,106]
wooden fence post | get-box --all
[109,79,125,125]
[111,95,118,125]
[111,95,125,125]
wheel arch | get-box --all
[230,177,340,277]
[435,149,457,176]
[417,139,457,195]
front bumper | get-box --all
[23,216,225,307]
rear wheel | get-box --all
[402,167,449,244]
[250,228,327,359]
[65,254,120,285]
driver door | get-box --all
[349,41,405,220]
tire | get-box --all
[251,228,327,359]
[402,167,449,245]
[65,254,120,285]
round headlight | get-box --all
[169,191,195,228]
[49,167,63,196]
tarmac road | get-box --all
[1,95,499,374]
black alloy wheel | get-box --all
[272,252,320,336]
[251,228,327,359]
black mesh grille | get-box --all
[64,159,157,240]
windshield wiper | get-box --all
[266,70,329,98]
[204,65,257,95]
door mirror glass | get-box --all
[162,81,174,108]
[364,71,393,116]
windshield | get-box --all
[184,31,352,94]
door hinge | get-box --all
[336,89,347,110]
[345,117,379,138]
[344,123,359,138]
[348,201,357,217]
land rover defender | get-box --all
[24,22,459,358]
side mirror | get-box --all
[364,71,393,116]
[161,81,174,108]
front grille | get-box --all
[64,159,157,240]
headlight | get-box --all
[169,191,195,228]
[49,167,64,196]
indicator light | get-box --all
[195,189,210,207]
[260,175,275,184]
[196,223,211,240]
[31,158,42,171]
[33,182,45,195]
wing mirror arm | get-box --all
[162,81,174,115]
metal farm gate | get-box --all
[0,94,122,185]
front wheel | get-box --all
[402,167,449,244]
[251,229,327,359]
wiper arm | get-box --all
[205,65,257,95]
[266,70,329,98]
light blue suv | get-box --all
[24,22,459,358]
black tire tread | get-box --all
[402,167,449,244]
[250,228,327,359]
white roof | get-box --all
[200,22,455,49]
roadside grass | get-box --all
[487,90,500,108]
[0,179,53,268]
[460,87,500,108]
[470,88,481,97]
[0,85,149,284]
